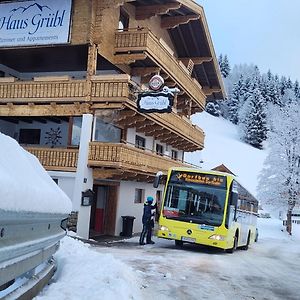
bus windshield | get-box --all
[163,181,227,227]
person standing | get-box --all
[139,196,156,245]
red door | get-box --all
[94,186,107,234]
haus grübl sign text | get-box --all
[0,0,72,47]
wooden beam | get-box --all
[136,3,182,20]
[114,53,147,65]
[164,80,177,88]
[180,57,213,65]
[92,169,120,180]
[202,87,222,96]
[131,67,161,77]
[161,14,200,29]
[0,103,91,117]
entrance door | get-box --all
[90,186,108,235]
[94,186,108,234]
[90,183,119,237]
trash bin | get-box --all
[120,216,135,237]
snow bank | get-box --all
[34,236,144,300]
[0,133,71,214]
[186,112,267,196]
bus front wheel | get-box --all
[226,235,238,253]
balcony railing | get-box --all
[0,75,131,104]
[25,143,191,177]
[25,147,78,171]
[115,28,206,109]
[88,142,190,174]
[0,78,86,103]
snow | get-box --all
[0,133,71,214]
[185,112,268,197]
[33,114,300,300]
[34,219,300,300]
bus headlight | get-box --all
[209,234,225,241]
[159,225,169,231]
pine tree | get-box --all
[222,55,231,78]
[218,54,231,78]
[294,80,300,98]
[238,86,268,149]
[205,101,221,117]
[228,75,246,124]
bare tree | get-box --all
[258,98,300,234]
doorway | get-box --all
[90,186,107,236]
[90,184,119,237]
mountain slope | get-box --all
[185,112,267,197]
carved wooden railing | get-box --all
[0,75,131,103]
[25,143,191,175]
[90,74,130,101]
[115,28,206,109]
[25,147,79,171]
[0,78,86,102]
[88,142,190,174]
[152,112,204,148]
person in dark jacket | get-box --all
[139,196,156,245]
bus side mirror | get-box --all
[153,171,163,188]
[231,192,238,207]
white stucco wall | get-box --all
[48,171,76,203]
[115,181,164,236]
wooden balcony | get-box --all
[25,147,78,172]
[89,142,190,180]
[114,28,206,110]
[25,143,192,181]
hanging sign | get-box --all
[0,0,72,47]
[137,91,174,113]
[137,75,178,113]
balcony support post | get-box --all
[73,114,94,239]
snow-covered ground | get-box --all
[33,113,299,300]
[185,113,268,197]
[35,219,300,300]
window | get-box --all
[156,144,163,156]
[19,129,40,144]
[94,117,121,143]
[134,188,145,204]
[171,150,178,160]
[71,117,82,146]
[119,7,129,30]
[135,135,145,149]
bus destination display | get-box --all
[171,171,227,188]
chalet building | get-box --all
[0,0,225,239]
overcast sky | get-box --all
[199,0,300,81]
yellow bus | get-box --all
[154,167,258,253]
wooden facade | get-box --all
[0,0,224,236]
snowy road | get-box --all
[93,218,300,300]
[35,218,300,300]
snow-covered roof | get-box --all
[0,133,72,214]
